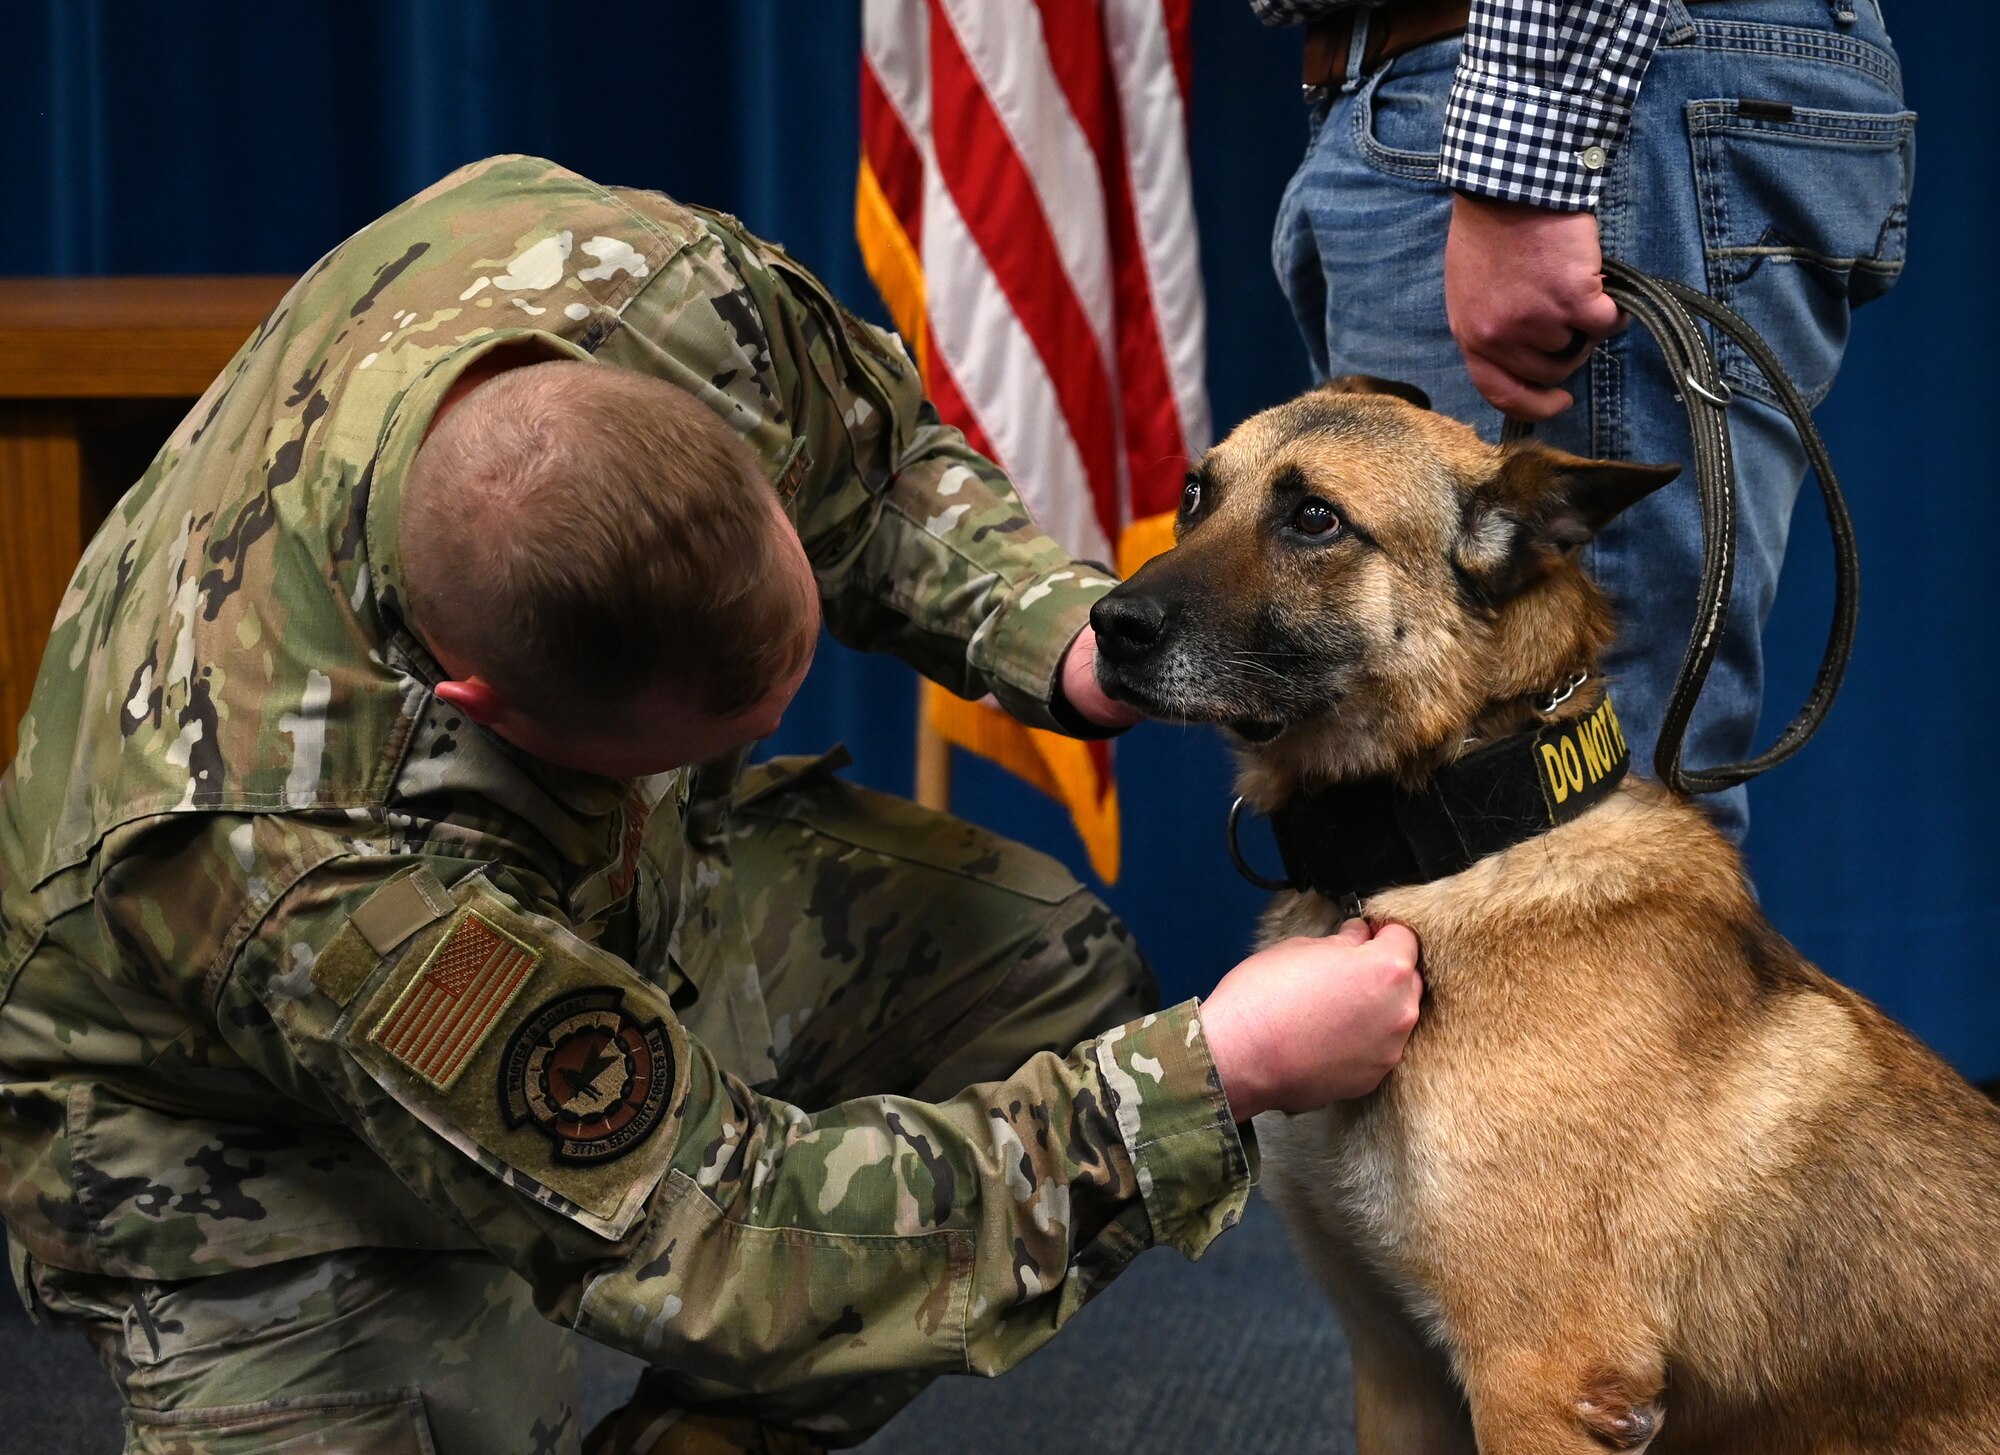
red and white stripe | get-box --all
[861,0,1209,565]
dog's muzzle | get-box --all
[1090,591,1173,667]
[1090,587,1289,741]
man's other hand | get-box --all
[1445,193,1622,422]
[1201,918,1423,1120]
[1061,625,1144,730]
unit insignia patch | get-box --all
[499,988,673,1164]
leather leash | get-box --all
[1503,259,1861,796]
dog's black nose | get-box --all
[1091,592,1170,663]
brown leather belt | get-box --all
[1304,0,1728,98]
[1302,0,1472,99]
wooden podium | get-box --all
[0,276,293,763]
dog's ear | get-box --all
[1456,444,1680,602]
[1320,374,1431,411]
[1494,443,1681,547]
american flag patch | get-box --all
[368,911,540,1090]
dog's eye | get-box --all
[1180,479,1201,518]
[1292,499,1342,538]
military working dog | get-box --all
[1090,377,2000,1454]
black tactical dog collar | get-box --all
[1228,695,1631,917]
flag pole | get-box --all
[915,688,952,810]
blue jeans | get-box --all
[1272,0,1914,843]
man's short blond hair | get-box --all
[402,359,814,727]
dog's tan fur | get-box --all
[1095,381,2000,1453]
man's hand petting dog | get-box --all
[1202,919,1422,1121]
[1445,193,1623,421]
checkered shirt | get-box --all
[1252,0,1672,211]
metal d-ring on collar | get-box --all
[1227,795,1299,892]
[1538,669,1591,716]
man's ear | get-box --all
[1455,444,1680,602]
[435,676,510,727]
[1321,374,1432,411]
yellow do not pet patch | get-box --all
[367,910,541,1090]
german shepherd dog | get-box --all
[1089,378,2000,1454]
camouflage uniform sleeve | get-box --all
[660,210,1117,733]
[224,858,1253,1393]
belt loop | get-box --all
[1342,6,1373,95]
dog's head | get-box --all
[1091,377,1678,790]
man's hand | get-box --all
[1201,918,1422,1120]
[1445,192,1622,422]
[1060,625,1144,730]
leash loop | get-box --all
[1502,259,1859,797]
[1227,796,1299,892]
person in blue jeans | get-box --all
[1262,0,1915,843]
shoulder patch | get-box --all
[369,909,540,1090]
[343,880,689,1239]
[500,988,673,1164]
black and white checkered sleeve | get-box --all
[1439,0,1671,211]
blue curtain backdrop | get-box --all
[7,2,1995,1073]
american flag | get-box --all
[370,912,540,1089]
[858,0,1211,882]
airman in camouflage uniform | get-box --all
[0,156,1253,1453]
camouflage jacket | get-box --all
[0,157,1251,1387]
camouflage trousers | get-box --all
[24,759,1154,1454]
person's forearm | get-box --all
[582,1001,1251,1384]
[600,202,1113,730]
[809,406,1122,733]
[683,207,1119,730]
[228,862,1253,1395]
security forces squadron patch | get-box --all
[500,988,672,1164]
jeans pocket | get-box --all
[1352,37,1458,182]
[1688,97,1915,407]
